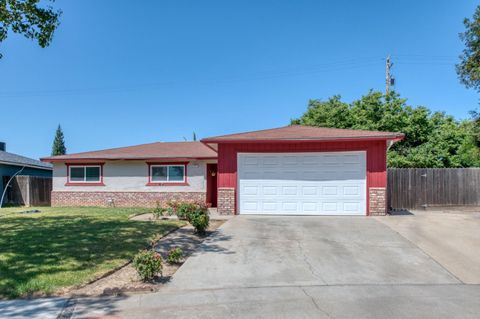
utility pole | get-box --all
[385,55,394,95]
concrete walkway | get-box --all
[69,215,480,318]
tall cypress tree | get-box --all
[51,125,67,156]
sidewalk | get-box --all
[0,297,68,319]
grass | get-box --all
[0,206,184,299]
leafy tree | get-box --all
[0,0,61,58]
[457,6,480,149]
[292,91,480,168]
[291,95,352,128]
[193,132,197,141]
[51,124,66,156]
[470,109,480,147]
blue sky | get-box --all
[0,0,478,159]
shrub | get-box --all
[166,247,183,264]
[152,201,174,219]
[175,202,197,220]
[187,209,210,234]
[167,200,210,233]
[132,249,163,281]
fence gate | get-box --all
[387,168,480,210]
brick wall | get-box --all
[218,187,235,215]
[51,191,206,208]
[369,187,386,215]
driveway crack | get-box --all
[295,238,327,285]
[301,287,335,318]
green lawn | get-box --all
[0,206,183,298]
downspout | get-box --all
[0,166,25,208]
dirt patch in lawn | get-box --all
[66,220,225,297]
[129,213,177,221]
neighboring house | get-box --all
[0,142,53,197]
[41,125,404,216]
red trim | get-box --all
[146,162,189,186]
[65,182,105,186]
[146,182,189,186]
[65,163,105,186]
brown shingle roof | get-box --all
[201,125,404,142]
[41,141,217,162]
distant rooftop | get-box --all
[0,150,52,170]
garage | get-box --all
[201,125,404,216]
[237,151,366,215]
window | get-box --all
[68,165,102,184]
[149,164,186,184]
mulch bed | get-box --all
[65,220,225,297]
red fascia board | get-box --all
[42,156,218,163]
[201,136,405,144]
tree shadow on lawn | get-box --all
[0,215,178,299]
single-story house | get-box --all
[0,142,53,198]
[41,125,404,216]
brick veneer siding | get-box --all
[51,191,206,208]
[218,187,235,215]
[369,187,387,215]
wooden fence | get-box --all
[387,168,480,210]
[2,175,52,206]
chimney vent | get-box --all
[0,142,5,152]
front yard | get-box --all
[0,207,183,299]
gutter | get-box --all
[41,156,219,163]
[201,135,406,144]
[0,160,52,171]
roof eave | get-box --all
[41,156,218,163]
[201,135,405,144]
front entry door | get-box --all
[206,164,218,207]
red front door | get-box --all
[206,164,218,207]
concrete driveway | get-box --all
[72,213,480,319]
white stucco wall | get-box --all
[53,160,215,192]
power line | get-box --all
[0,57,383,98]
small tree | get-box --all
[193,132,197,141]
[51,124,66,156]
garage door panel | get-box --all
[343,186,360,196]
[322,202,338,211]
[343,202,361,212]
[238,152,366,215]
[262,186,278,195]
[262,202,279,211]
[302,186,318,195]
[322,186,338,195]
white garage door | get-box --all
[238,151,366,215]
